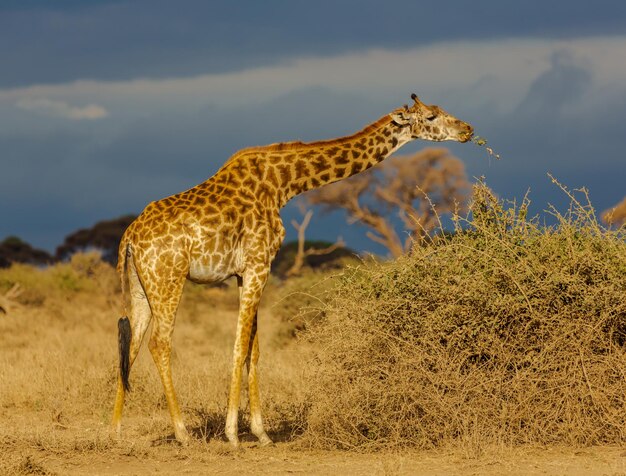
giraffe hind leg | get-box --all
[145,274,190,445]
[246,313,272,446]
[111,259,153,437]
[148,320,190,443]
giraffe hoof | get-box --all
[110,422,122,441]
[225,432,240,449]
[257,433,274,447]
[175,429,191,446]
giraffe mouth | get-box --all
[460,127,474,143]
[460,131,473,143]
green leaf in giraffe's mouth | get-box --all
[471,135,501,160]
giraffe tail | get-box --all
[117,242,132,392]
[118,316,131,392]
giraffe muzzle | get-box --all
[460,126,474,143]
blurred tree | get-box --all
[602,196,626,227]
[55,214,136,265]
[303,148,471,257]
[0,236,54,268]
[272,238,355,278]
[285,209,346,277]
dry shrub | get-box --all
[10,455,55,476]
[265,270,341,344]
[302,181,626,450]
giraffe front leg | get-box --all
[246,314,272,446]
[225,271,268,447]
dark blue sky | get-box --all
[1,1,625,255]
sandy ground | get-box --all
[6,441,626,475]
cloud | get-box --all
[2,36,625,117]
[15,97,108,120]
[1,0,625,88]
[515,50,592,118]
[2,35,626,252]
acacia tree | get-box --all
[602,197,626,227]
[287,209,345,277]
[303,147,470,257]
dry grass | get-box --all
[302,181,626,451]
[0,253,312,474]
[1,181,626,472]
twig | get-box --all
[579,348,596,407]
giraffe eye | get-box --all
[426,115,437,121]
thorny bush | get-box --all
[302,181,626,450]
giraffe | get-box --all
[111,94,473,447]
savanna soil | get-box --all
[11,443,626,475]
[1,265,625,475]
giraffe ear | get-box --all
[390,109,414,126]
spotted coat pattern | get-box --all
[111,95,474,447]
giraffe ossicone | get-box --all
[111,94,473,447]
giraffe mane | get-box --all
[223,112,398,165]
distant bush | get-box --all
[0,251,117,306]
[302,181,626,450]
[0,236,54,268]
[55,214,136,265]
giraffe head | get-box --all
[390,94,473,143]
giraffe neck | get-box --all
[268,115,412,207]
